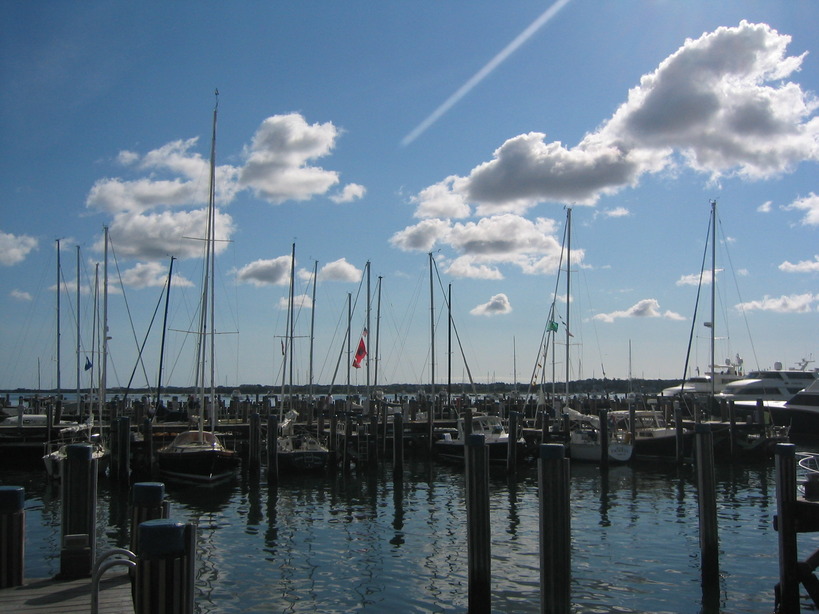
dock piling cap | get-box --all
[138,519,189,558]
[132,482,165,506]
[66,443,94,461]
[0,486,24,513]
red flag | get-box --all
[352,329,367,368]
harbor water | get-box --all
[3,452,817,613]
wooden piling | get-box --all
[393,413,404,479]
[600,408,609,469]
[114,416,131,483]
[135,519,196,614]
[129,482,169,555]
[507,412,519,475]
[59,443,97,579]
[267,415,279,485]
[143,417,154,477]
[465,434,490,613]
[695,424,719,599]
[674,404,684,463]
[539,443,570,614]
[0,486,25,588]
[775,443,799,612]
[248,412,261,475]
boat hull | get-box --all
[157,449,240,484]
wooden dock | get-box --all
[0,570,134,613]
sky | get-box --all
[1,1,818,393]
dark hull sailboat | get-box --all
[157,430,239,484]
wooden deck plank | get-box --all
[0,570,133,613]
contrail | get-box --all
[401,0,574,147]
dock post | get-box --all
[775,443,799,612]
[695,423,720,601]
[728,400,737,460]
[507,411,519,474]
[0,486,25,588]
[674,402,684,463]
[143,416,154,477]
[539,443,570,614]
[600,408,609,469]
[59,443,97,579]
[114,415,131,483]
[129,482,169,555]
[465,434,490,613]
[393,413,404,479]
[135,519,196,614]
[248,412,261,475]
[267,415,279,485]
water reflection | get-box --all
[3,452,793,613]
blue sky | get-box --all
[1,1,818,392]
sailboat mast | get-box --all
[565,207,572,399]
[287,242,295,410]
[76,245,81,421]
[154,257,174,414]
[366,261,371,410]
[208,91,218,431]
[374,276,382,389]
[101,226,109,422]
[429,253,435,416]
[710,199,717,401]
[309,259,318,404]
[55,239,61,416]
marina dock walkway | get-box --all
[0,570,134,613]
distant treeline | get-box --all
[5,378,679,398]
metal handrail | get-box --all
[91,548,137,614]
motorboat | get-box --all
[564,408,633,463]
[434,413,526,464]
[765,379,819,436]
[609,409,694,459]
[716,361,819,403]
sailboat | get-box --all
[533,208,632,463]
[275,243,329,472]
[157,91,240,485]
[43,242,109,479]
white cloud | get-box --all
[97,209,235,261]
[277,294,313,311]
[235,255,293,287]
[470,293,512,316]
[238,114,342,203]
[391,214,576,279]
[779,256,819,273]
[87,138,239,214]
[593,298,685,323]
[413,177,472,219]
[601,207,630,218]
[445,257,504,280]
[676,269,721,286]
[317,258,362,282]
[408,21,818,216]
[736,293,817,313]
[10,289,32,301]
[329,183,366,203]
[784,193,819,226]
[119,261,194,289]
[390,218,452,252]
[0,230,38,266]
[757,200,772,213]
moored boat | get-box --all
[434,413,526,464]
[277,410,329,472]
[157,429,240,484]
